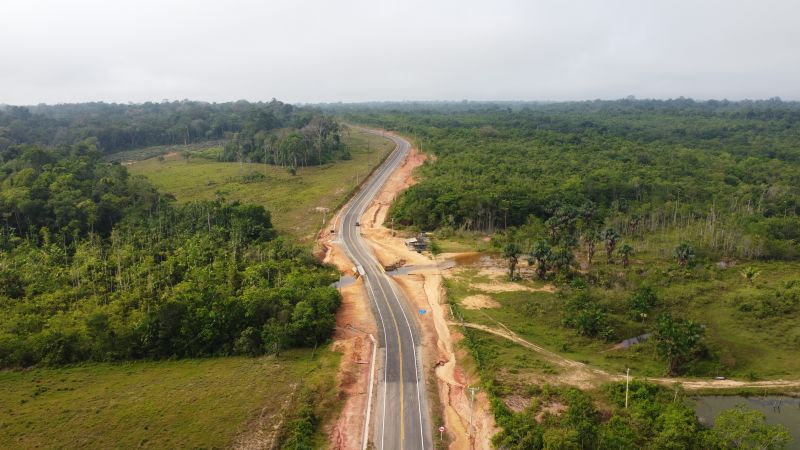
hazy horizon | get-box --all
[2,0,799,105]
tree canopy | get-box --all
[0,140,340,367]
[335,99,800,260]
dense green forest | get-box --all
[339,99,800,260]
[0,139,340,367]
[0,100,347,169]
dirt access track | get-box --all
[317,133,495,450]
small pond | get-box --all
[693,396,800,448]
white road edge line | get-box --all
[362,333,377,450]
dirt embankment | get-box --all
[358,145,497,449]
[316,220,377,449]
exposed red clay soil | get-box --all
[317,224,377,449]
[358,145,497,449]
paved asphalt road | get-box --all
[338,129,432,450]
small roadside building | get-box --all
[404,235,428,252]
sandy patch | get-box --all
[461,295,500,310]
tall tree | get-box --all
[530,240,552,280]
[653,313,705,376]
[582,229,600,268]
[503,242,522,280]
[604,228,620,263]
[620,244,633,268]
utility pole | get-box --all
[625,368,630,409]
[467,386,479,437]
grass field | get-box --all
[443,230,800,382]
[128,126,394,240]
[105,140,227,163]
[0,348,340,449]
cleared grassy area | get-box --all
[446,244,800,381]
[0,348,340,450]
[128,126,394,240]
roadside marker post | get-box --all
[625,368,630,409]
[467,386,479,436]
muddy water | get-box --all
[449,252,496,267]
[693,396,800,448]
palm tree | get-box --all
[550,246,576,275]
[740,266,761,284]
[620,244,634,268]
[530,240,552,280]
[582,229,600,268]
[503,242,522,280]
[674,243,695,266]
[604,228,620,263]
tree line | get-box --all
[0,100,345,168]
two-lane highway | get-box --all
[338,129,431,450]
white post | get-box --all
[362,334,377,450]
[625,368,630,409]
[467,386,479,436]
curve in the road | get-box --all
[337,129,431,450]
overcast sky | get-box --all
[1,0,798,105]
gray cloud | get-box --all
[1,0,798,104]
